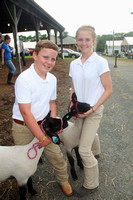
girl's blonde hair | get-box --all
[76,25,96,40]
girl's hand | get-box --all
[78,113,86,118]
[78,108,94,118]
[72,116,78,120]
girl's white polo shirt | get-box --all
[69,52,110,106]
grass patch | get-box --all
[25,55,33,58]
[57,57,75,61]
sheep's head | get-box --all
[41,117,67,145]
[71,92,91,114]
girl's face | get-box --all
[76,30,95,54]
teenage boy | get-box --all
[12,40,72,196]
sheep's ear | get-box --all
[72,92,77,103]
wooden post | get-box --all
[12,26,22,74]
[54,29,57,44]
[60,31,63,59]
[33,17,40,42]
[12,4,22,74]
[46,28,51,40]
[4,1,22,74]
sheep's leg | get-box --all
[67,152,78,180]
[27,177,37,196]
[39,156,43,164]
[19,185,27,200]
[74,146,83,169]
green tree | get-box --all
[27,35,33,41]
[96,36,106,52]
[19,35,28,42]
[125,32,133,37]
[62,31,69,39]
[39,34,47,40]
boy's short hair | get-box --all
[35,40,58,55]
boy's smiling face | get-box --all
[33,47,58,79]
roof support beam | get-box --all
[47,27,51,40]
[33,17,40,42]
[54,29,57,44]
[59,32,64,59]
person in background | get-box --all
[69,25,112,197]
[19,36,26,66]
[12,40,73,197]
[1,35,16,84]
[0,32,3,69]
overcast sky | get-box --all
[8,0,133,46]
[33,0,133,37]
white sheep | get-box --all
[0,120,100,199]
[0,137,44,200]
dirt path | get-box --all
[0,57,133,200]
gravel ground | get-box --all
[0,57,133,200]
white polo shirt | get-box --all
[12,64,57,121]
[69,52,110,106]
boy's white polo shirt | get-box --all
[12,64,57,121]
[69,52,110,106]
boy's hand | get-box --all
[41,136,51,147]
[57,129,63,134]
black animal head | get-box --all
[46,117,62,133]
[41,117,69,145]
[63,93,91,120]
[73,102,91,114]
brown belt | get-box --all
[13,119,43,126]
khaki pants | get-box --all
[92,133,101,156]
[75,105,104,189]
[12,121,68,185]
